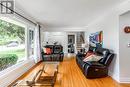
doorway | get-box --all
[68,35,75,53]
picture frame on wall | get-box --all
[89,31,103,48]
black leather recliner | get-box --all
[76,46,96,71]
[76,46,114,79]
[41,45,64,62]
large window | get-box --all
[0,19,26,71]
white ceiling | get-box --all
[15,0,126,29]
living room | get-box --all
[0,0,130,87]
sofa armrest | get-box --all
[60,52,64,54]
[86,61,104,67]
[84,62,108,78]
[76,53,86,57]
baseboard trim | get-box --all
[119,77,130,83]
[108,71,120,83]
[108,71,130,83]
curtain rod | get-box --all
[0,3,37,25]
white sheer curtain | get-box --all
[34,24,42,63]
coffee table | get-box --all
[26,62,59,87]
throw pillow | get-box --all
[46,48,52,54]
[83,54,103,62]
[43,48,52,54]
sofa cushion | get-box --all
[95,48,110,56]
[53,45,63,54]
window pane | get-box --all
[0,19,25,71]
[29,30,34,57]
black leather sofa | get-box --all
[76,46,114,79]
[41,45,64,62]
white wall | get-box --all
[119,11,130,83]
[84,1,130,83]
[41,32,68,53]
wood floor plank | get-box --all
[9,55,130,87]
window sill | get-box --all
[0,58,34,78]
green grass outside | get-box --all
[0,49,25,59]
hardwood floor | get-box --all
[10,55,130,87]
